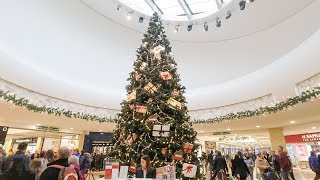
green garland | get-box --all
[0,89,115,123]
[0,87,319,123]
[193,86,320,124]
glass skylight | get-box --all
[118,0,232,21]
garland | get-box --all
[0,89,115,123]
[0,87,319,123]
[193,87,320,124]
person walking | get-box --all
[232,154,250,180]
[243,151,254,180]
[212,151,228,180]
[309,150,319,180]
[278,146,290,180]
[268,150,281,178]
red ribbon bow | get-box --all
[186,165,193,173]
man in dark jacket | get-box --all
[212,151,228,180]
[278,146,290,180]
[40,146,70,180]
[269,150,281,177]
[3,142,31,171]
[208,150,215,176]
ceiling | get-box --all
[0,0,320,111]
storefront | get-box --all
[12,138,38,154]
[285,132,320,168]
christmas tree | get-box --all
[112,13,204,179]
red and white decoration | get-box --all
[183,143,194,154]
[173,150,184,161]
[152,125,170,137]
[144,82,157,93]
[136,105,147,114]
[182,163,197,178]
[172,89,179,96]
[160,71,172,80]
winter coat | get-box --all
[231,158,250,177]
[135,167,156,178]
[268,155,281,171]
[79,153,91,172]
[243,156,254,174]
[213,155,228,171]
[279,152,290,171]
[3,151,31,172]
[39,158,69,180]
[255,156,270,173]
[309,154,319,172]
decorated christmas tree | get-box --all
[112,13,204,179]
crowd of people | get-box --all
[200,146,308,180]
[0,142,91,180]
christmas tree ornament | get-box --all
[146,114,159,123]
[144,82,157,94]
[161,148,167,154]
[129,104,134,109]
[172,150,184,160]
[183,143,194,154]
[127,90,136,101]
[182,163,197,178]
[160,71,172,80]
[135,105,147,114]
[172,89,179,96]
[152,125,170,137]
[134,72,141,80]
[167,98,182,109]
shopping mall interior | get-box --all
[0,0,320,179]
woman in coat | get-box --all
[231,154,250,180]
[135,155,156,178]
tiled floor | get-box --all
[90,168,316,179]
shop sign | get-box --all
[285,132,320,143]
[14,138,38,144]
[36,125,59,132]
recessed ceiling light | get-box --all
[289,121,295,124]
[36,124,41,126]
[100,133,104,134]
[235,134,238,136]
[70,128,74,130]
[248,135,252,137]
[204,135,208,137]
[199,130,204,133]
[226,128,231,131]
[99,130,102,132]
[256,125,260,128]
[312,127,317,129]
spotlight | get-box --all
[246,0,254,2]
[127,12,132,20]
[215,18,221,28]
[116,5,121,10]
[226,11,232,19]
[174,25,180,33]
[239,0,246,10]
[187,25,192,31]
[139,17,144,23]
[203,22,208,32]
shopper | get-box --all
[268,150,281,177]
[69,155,82,180]
[4,154,35,180]
[208,150,215,177]
[231,154,250,180]
[3,142,31,171]
[286,151,296,180]
[45,149,55,164]
[255,152,270,179]
[212,151,228,180]
[278,146,290,180]
[309,150,319,180]
[135,155,156,178]
[0,147,5,176]
[243,151,254,180]
[40,146,70,180]
[29,158,42,180]
[79,150,92,176]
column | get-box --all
[36,137,43,152]
[75,134,85,151]
[268,127,287,152]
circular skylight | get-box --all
[118,0,232,21]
